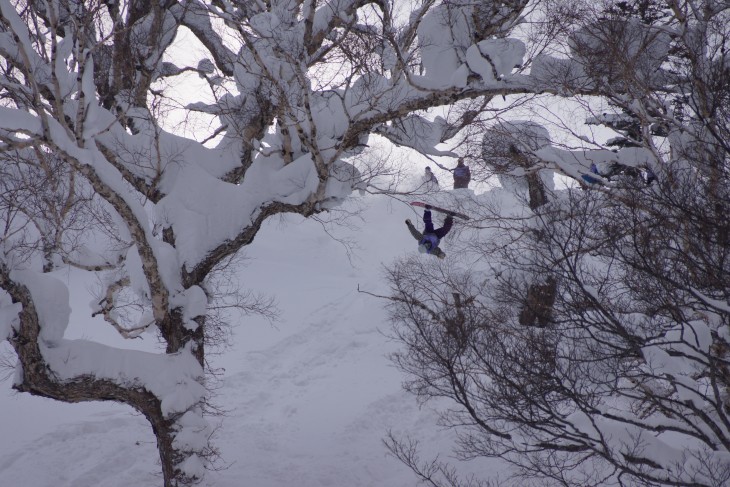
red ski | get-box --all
[410,201,470,220]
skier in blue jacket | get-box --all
[405,207,453,259]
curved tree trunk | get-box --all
[2,263,204,486]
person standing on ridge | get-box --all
[453,158,471,189]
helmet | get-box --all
[418,243,430,253]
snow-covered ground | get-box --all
[0,192,504,487]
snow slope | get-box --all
[0,192,504,487]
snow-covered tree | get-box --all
[0,0,566,485]
[385,1,730,486]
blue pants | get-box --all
[423,210,453,238]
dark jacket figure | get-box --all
[453,159,471,189]
[405,208,453,259]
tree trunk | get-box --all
[519,172,557,327]
[518,276,557,328]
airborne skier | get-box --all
[405,205,454,259]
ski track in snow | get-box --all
[0,412,158,486]
[212,288,426,487]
